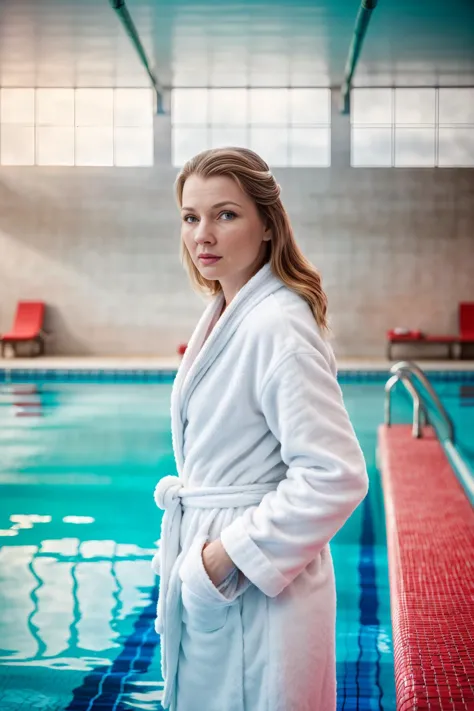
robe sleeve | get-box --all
[219,346,369,598]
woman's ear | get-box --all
[263,220,272,242]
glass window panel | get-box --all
[0,125,34,164]
[0,88,34,124]
[395,88,435,125]
[351,127,392,166]
[36,89,74,126]
[75,89,113,126]
[438,128,474,167]
[75,126,113,165]
[114,127,154,166]
[250,127,288,165]
[36,127,74,165]
[351,89,392,125]
[209,69,248,88]
[171,89,208,124]
[114,89,153,127]
[289,128,330,166]
[172,127,209,166]
[249,89,289,125]
[290,89,330,125]
[394,128,435,166]
[209,89,247,124]
[439,89,474,124]
[209,127,248,149]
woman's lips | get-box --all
[199,256,222,265]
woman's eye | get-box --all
[184,215,198,223]
[220,211,236,220]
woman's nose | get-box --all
[194,220,215,244]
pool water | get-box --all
[1,372,470,711]
[418,380,474,472]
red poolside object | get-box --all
[386,329,423,340]
[177,343,187,356]
[459,302,474,343]
[1,301,46,358]
[378,424,474,710]
[386,302,474,360]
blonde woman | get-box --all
[152,147,369,711]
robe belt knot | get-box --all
[154,474,182,510]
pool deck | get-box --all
[377,424,474,709]
[0,357,473,371]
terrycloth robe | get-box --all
[152,261,369,711]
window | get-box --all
[0,88,35,165]
[0,88,154,166]
[351,88,474,167]
[438,89,474,167]
[171,88,331,167]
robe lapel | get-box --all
[170,261,284,481]
[169,293,224,479]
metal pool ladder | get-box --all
[384,361,474,505]
[384,360,454,442]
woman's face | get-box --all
[180,174,271,303]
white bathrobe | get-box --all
[152,260,369,711]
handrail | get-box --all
[385,372,427,438]
[391,361,454,442]
[385,360,455,443]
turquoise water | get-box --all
[1,371,470,710]
[418,380,474,472]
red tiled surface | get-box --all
[378,425,474,711]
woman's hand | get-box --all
[202,539,237,588]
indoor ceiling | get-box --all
[0,0,473,89]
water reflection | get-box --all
[0,538,157,667]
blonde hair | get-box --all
[174,146,329,334]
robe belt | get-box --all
[152,474,278,709]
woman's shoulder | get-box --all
[243,285,336,376]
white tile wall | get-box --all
[0,100,473,357]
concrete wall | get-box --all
[1,91,473,358]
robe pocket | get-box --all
[179,534,238,633]
[181,581,233,632]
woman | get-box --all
[152,147,369,711]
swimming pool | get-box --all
[417,378,474,484]
[0,369,472,711]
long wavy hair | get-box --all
[174,147,329,334]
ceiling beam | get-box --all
[109,0,165,113]
[340,0,378,114]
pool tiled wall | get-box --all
[0,92,473,358]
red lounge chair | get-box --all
[1,301,46,358]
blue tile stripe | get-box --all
[65,583,161,711]
[338,370,474,383]
[358,495,384,709]
[1,368,473,383]
[0,369,176,383]
[337,493,384,710]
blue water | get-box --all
[0,371,471,710]
[419,380,474,472]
